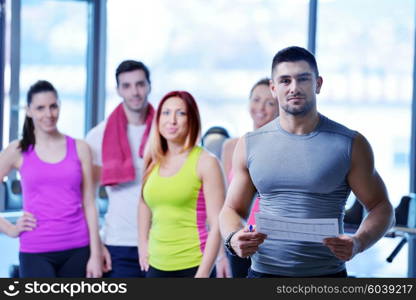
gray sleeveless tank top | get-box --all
[246,114,357,276]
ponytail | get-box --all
[19,116,35,152]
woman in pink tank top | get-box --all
[221,78,279,278]
[0,80,102,278]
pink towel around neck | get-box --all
[101,103,154,186]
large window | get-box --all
[1,0,414,278]
[317,0,414,277]
[0,0,95,277]
[106,0,309,136]
[1,0,91,211]
[19,0,89,139]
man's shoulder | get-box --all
[246,118,278,139]
[85,120,107,142]
[320,114,358,139]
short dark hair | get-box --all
[115,60,151,86]
[249,77,270,98]
[271,46,319,78]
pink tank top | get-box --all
[19,136,89,253]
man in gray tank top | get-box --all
[219,46,394,277]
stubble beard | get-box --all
[124,97,148,113]
[282,98,315,116]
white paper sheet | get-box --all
[255,212,339,243]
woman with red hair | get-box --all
[138,91,225,277]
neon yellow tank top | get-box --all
[143,146,208,271]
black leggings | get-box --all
[19,246,90,278]
[146,265,218,278]
[227,252,251,278]
[146,265,199,278]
